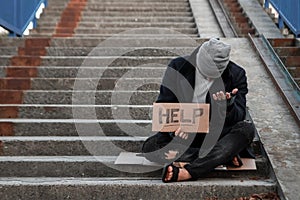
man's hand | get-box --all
[174,127,188,140]
[165,150,178,160]
[212,88,238,101]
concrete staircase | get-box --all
[0,0,278,199]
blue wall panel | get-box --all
[0,0,47,36]
[267,0,300,36]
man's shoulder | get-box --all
[228,61,246,75]
[169,56,189,69]
[168,56,195,77]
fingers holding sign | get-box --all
[175,127,188,140]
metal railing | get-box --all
[265,0,300,37]
[0,0,48,37]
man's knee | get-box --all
[232,120,255,144]
[141,132,172,153]
[142,136,157,153]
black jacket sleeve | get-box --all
[156,59,180,103]
[225,68,248,126]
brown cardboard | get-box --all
[227,158,257,170]
[114,152,162,166]
[152,103,210,133]
[114,152,256,171]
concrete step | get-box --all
[274,47,300,57]
[74,28,197,35]
[0,56,11,66]
[0,155,268,178]
[0,68,4,78]
[21,47,195,57]
[8,56,173,67]
[19,37,205,48]
[0,90,158,104]
[0,135,262,156]
[38,22,196,29]
[0,136,145,156]
[0,156,158,177]
[47,2,190,8]
[44,7,191,13]
[59,16,195,23]
[0,177,276,200]
[2,66,166,78]
[0,37,200,48]
[0,110,155,137]
[32,28,198,35]
[0,38,25,47]
[287,66,300,77]
[46,1,190,7]
[0,47,18,56]
[0,119,152,136]
[47,0,189,4]
[0,77,161,90]
[51,46,193,56]
[0,105,153,120]
[280,56,300,68]
[238,0,283,38]
[267,38,296,47]
[76,0,189,2]
[41,11,192,18]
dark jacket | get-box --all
[156,48,248,138]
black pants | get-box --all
[141,120,255,180]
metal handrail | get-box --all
[248,33,300,126]
[261,34,300,93]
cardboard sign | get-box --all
[152,103,210,133]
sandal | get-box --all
[161,164,179,183]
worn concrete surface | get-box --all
[0,177,276,200]
[189,0,223,38]
[222,38,300,200]
[238,0,283,38]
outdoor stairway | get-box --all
[269,38,300,86]
[0,0,278,199]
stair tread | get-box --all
[0,118,151,123]
[0,136,147,141]
[0,177,275,185]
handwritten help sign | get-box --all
[152,103,210,133]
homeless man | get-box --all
[141,38,255,182]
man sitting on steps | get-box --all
[141,38,255,182]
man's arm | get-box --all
[156,59,180,103]
[212,68,247,126]
[225,69,248,125]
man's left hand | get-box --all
[212,88,238,101]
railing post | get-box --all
[264,0,269,9]
[278,15,284,30]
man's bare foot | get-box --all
[232,156,240,166]
[173,162,190,168]
[164,165,192,182]
[230,156,243,167]
[164,150,178,160]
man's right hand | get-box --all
[175,127,189,140]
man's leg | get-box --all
[182,121,255,180]
[141,132,173,163]
[142,132,200,164]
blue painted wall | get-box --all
[0,0,47,36]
